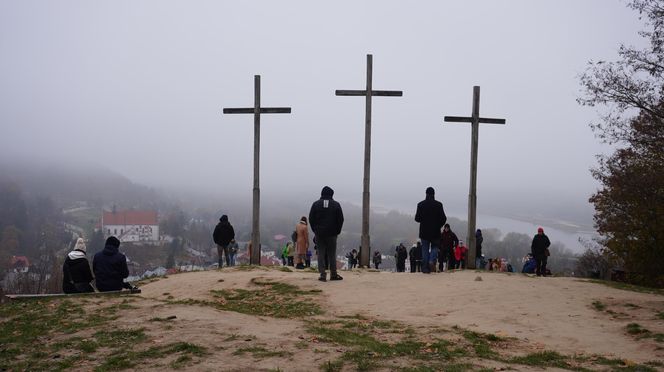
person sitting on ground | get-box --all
[63,238,95,294]
[93,236,130,292]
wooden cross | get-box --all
[444,86,505,269]
[223,75,291,265]
[336,54,403,268]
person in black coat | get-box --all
[63,238,95,294]
[309,186,344,282]
[409,243,422,273]
[531,227,551,276]
[93,236,129,292]
[475,229,484,269]
[213,215,235,268]
[415,187,447,274]
[440,224,458,272]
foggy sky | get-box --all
[0,1,646,224]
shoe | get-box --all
[318,276,327,282]
[296,263,305,269]
[330,274,343,281]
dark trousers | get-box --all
[535,257,547,276]
[305,258,311,268]
[374,262,379,269]
[317,236,338,277]
[410,260,421,272]
[288,256,294,266]
[448,255,456,270]
[217,244,230,267]
[438,250,448,272]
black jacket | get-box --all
[309,186,344,238]
[415,195,447,241]
[441,230,459,251]
[213,217,235,246]
[62,251,94,294]
[408,246,421,261]
[93,243,129,292]
[476,234,484,257]
[531,234,551,259]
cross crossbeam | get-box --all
[336,54,403,268]
[444,86,506,270]
[222,75,292,265]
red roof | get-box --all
[10,256,30,268]
[103,210,158,226]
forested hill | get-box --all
[0,159,162,210]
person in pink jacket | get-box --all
[295,216,310,269]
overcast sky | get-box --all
[0,1,646,223]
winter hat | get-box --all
[105,236,121,248]
[220,215,228,222]
[321,186,334,198]
[425,187,435,195]
[74,238,87,253]
[300,216,308,224]
[537,227,544,233]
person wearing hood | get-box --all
[475,229,484,269]
[93,236,129,292]
[295,216,310,269]
[213,214,235,268]
[62,238,95,294]
[415,187,447,274]
[373,250,382,269]
[440,224,458,272]
[455,240,468,269]
[309,186,344,282]
[409,243,422,273]
[531,227,551,276]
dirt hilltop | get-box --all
[2,268,663,371]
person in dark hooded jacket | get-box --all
[93,236,129,292]
[415,187,447,273]
[213,215,235,268]
[309,186,344,282]
[440,224,458,272]
[63,238,95,293]
[531,227,551,276]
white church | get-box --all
[102,209,160,242]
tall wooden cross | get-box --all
[336,54,403,268]
[444,86,505,269]
[223,75,291,265]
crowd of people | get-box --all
[61,186,553,294]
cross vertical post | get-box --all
[336,54,403,268]
[223,75,291,265]
[444,86,505,269]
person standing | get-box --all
[373,251,382,269]
[228,239,239,266]
[62,238,95,293]
[440,224,458,272]
[286,241,295,266]
[531,227,551,276]
[475,229,484,269]
[309,186,344,282]
[409,243,422,273]
[415,187,447,274]
[455,240,468,269]
[213,215,235,268]
[295,216,310,269]
[395,244,408,272]
[93,236,129,292]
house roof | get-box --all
[103,210,158,226]
[10,256,30,268]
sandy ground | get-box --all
[121,268,664,370]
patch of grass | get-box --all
[95,342,207,372]
[233,264,267,271]
[202,279,322,318]
[320,359,344,372]
[592,300,607,311]
[461,330,502,357]
[94,328,147,347]
[581,279,664,296]
[232,346,288,358]
[278,266,293,272]
[509,351,573,369]
[656,311,664,320]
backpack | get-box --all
[291,230,297,242]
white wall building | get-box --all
[102,210,159,242]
